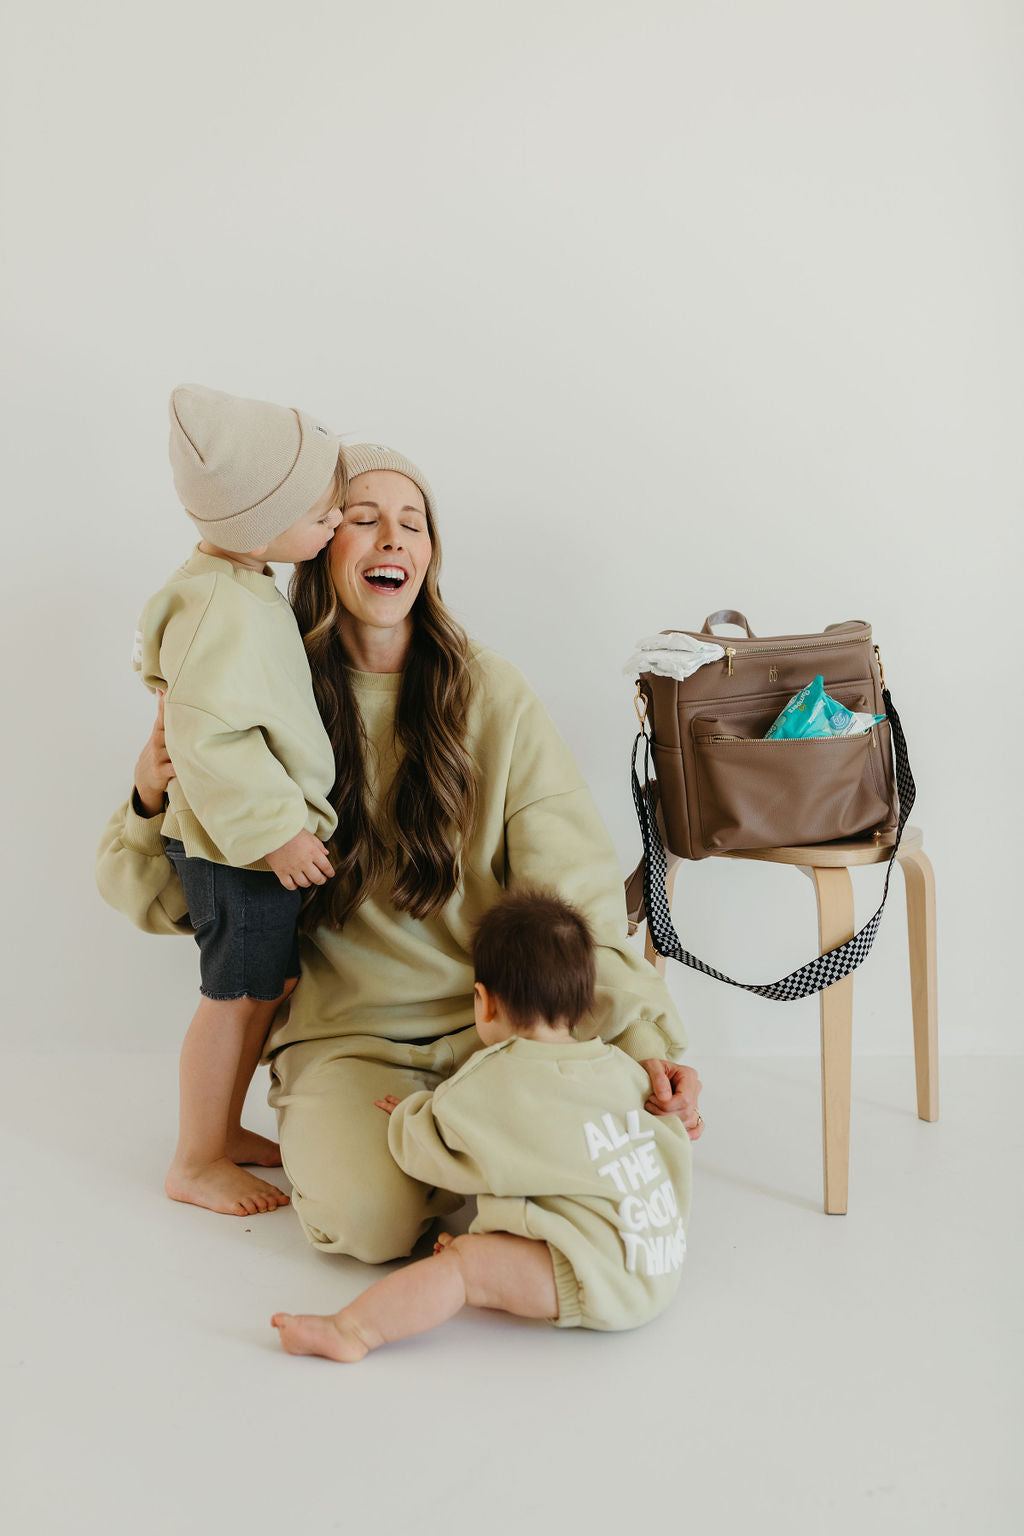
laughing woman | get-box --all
[98,442,702,1262]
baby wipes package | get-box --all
[826,701,888,738]
[765,676,885,740]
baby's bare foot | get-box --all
[226,1128,282,1167]
[165,1158,290,1216]
[271,1313,370,1362]
[432,1231,456,1254]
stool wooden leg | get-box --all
[897,846,939,1122]
[643,854,681,978]
[810,866,855,1215]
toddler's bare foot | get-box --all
[433,1231,456,1254]
[165,1157,290,1216]
[226,1128,282,1167]
[271,1312,370,1362]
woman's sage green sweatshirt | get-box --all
[97,647,686,1064]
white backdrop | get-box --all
[2,0,1020,1056]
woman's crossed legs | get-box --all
[268,1035,471,1263]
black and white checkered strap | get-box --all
[630,689,916,1001]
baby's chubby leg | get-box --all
[272,1232,558,1362]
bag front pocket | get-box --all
[691,720,890,852]
[683,681,879,743]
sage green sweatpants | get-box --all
[268,1026,482,1263]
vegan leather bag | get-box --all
[627,610,916,1001]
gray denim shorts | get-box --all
[165,838,302,1001]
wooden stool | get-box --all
[642,827,938,1214]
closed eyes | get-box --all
[351,517,424,533]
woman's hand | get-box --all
[641,1059,704,1140]
[375,1095,400,1117]
[133,691,176,817]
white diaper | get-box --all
[623,631,725,682]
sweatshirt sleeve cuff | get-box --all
[121,792,169,856]
[612,1018,682,1064]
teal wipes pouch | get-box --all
[765,676,884,739]
[765,675,830,738]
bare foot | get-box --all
[165,1157,290,1216]
[271,1312,370,1362]
[226,1128,282,1167]
[433,1231,455,1255]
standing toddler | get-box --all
[133,384,344,1217]
[272,888,693,1358]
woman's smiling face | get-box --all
[329,469,433,631]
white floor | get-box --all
[4,1052,1021,1536]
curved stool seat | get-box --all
[641,826,938,1214]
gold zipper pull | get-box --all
[725,646,736,677]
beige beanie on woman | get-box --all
[168,383,342,552]
[343,443,437,523]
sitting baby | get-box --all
[272,887,693,1359]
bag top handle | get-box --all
[700,609,757,637]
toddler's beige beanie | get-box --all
[343,443,437,523]
[168,384,341,553]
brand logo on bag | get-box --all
[769,666,778,683]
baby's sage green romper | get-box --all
[390,1036,693,1331]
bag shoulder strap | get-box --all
[629,688,915,1001]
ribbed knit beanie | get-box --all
[168,384,342,553]
[343,443,437,524]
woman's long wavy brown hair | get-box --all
[290,495,478,932]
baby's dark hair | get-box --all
[472,887,596,1031]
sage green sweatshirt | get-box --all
[135,547,337,869]
[97,647,686,1063]
[389,1036,692,1330]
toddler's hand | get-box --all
[266,830,335,890]
[374,1095,401,1117]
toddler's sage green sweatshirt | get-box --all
[389,1036,692,1330]
[97,647,685,1063]
[135,547,337,869]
